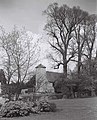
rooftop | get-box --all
[35,64,46,68]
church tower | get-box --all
[35,64,48,92]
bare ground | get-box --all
[1,97,97,120]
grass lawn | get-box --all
[1,97,97,120]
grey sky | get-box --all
[0,0,96,34]
[0,0,96,71]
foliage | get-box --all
[1,82,26,100]
[0,101,39,117]
[38,100,57,112]
[0,99,57,118]
[70,58,97,98]
[48,93,63,99]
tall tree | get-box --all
[84,14,97,76]
[44,3,88,78]
[74,24,86,78]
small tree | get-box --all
[0,27,40,100]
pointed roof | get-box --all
[35,64,46,68]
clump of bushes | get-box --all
[0,101,39,117]
[0,100,57,118]
[39,101,57,112]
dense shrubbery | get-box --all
[39,101,56,112]
[0,100,57,117]
[0,101,39,117]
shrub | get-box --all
[38,101,56,112]
[49,102,57,112]
[0,101,39,117]
[0,100,57,118]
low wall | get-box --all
[20,93,63,102]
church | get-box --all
[0,64,64,95]
[25,64,64,94]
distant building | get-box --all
[0,65,64,94]
[24,64,64,93]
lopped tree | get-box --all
[44,3,88,79]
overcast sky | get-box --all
[0,0,96,34]
[0,0,97,72]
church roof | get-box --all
[35,64,46,68]
[46,71,64,83]
[46,71,79,85]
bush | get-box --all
[0,100,57,117]
[38,101,56,112]
[0,101,39,117]
[49,102,57,112]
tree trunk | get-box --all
[78,51,81,78]
[15,82,21,100]
[89,51,92,76]
[15,93,19,101]
[88,51,94,97]
[63,50,67,79]
[77,26,81,78]
[63,63,67,79]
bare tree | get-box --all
[74,24,87,78]
[83,14,97,76]
[44,3,88,78]
[0,27,39,99]
[0,27,16,84]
